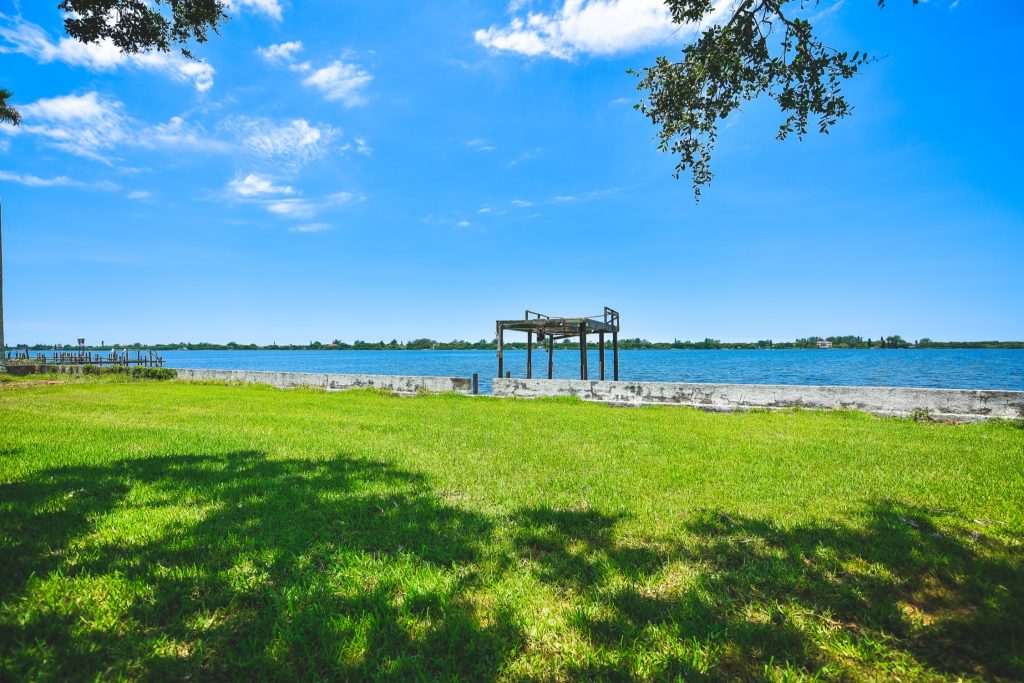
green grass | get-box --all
[1,377,1022,681]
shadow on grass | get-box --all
[0,451,521,680]
[509,502,1023,680]
[2,452,1021,680]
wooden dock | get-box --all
[5,350,165,367]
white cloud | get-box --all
[475,0,736,59]
[21,90,113,122]
[327,191,356,205]
[467,138,496,152]
[9,90,244,164]
[221,175,360,223]
[510,199,533,207]
[289,222,331,233]
[267,199,317,218]
[222,116,340,170]
[508,148,541,166]
[228,0,285,21]
[339,137,373,156]
[229,173,295,197]
[17,92,128,162]
[552,187,619,202]
[256,40,303,63]
[144,115,228,152]
[0,15,215,91]
[265,191,359,219]
[257,45,372,106]
[11,92,228,161]
[127,190,151,199]
[456,219,471,227]
[9,91,346,169]
[0,169,118,190]
[302,60,373,107]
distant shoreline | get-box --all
[7,342,1024,352]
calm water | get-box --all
[161,349,1024,394]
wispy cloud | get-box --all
[4,90,351,172]
[475,0,735,60]
[267,199,317,218]
[289,222,332,233]
[256,40,303,64]
[227,0,285,21]
[5,92,230,162]
[257,42,373,108]
[265,191,360,219]
[808,0,846,22]
[219,172,352,222]
[144,115,228,153]
[467,138,496,152]
[0,15,215,91]
[340,137,373,156]
[0,169,119,190]
[228,173,295,197]
[552,187,619,202]
[508,147,542,167]
[221,116,341,170]
[301,60,374,107]
[422,214,478,229]
[126,190,151,200]
[14,91,129,162]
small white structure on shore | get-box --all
[817,339,833,349]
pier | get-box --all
[496,306,620,381]
[5,349,165,368]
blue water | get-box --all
[160,349,1024,394]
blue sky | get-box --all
[1,0,1021,345]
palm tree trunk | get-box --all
[0,201,6,373]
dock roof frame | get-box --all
[496,307,620,381]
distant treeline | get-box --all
[8,335,1024,351]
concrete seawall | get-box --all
[492,378,1024,422]
[167,368,1023,421]
[176,368,472,395]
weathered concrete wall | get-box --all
[4,364,113,376]
[176,368,472,395]
[492,378,1024,422]
[4,364,46,376]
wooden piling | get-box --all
[613,331,619,381]
[497,325,504,379]
[526,331,533,379]
[579,322,588,380]
[547,334,554,379]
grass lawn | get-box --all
[1,376,1022,681]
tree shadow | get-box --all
[0,451,522,680]
[509,501,1024,680]
[3,451,1021,680]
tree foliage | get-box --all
[58,0,228,57]
[0,88,21,126]
[633,0,917,199]
[2,1,228,125]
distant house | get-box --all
[817,340,833,349]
